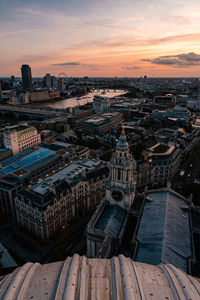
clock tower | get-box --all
[106,126,136,209]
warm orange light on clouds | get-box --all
[1,0,200,77]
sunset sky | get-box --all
[1,0,200,77]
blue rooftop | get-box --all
[95,204,127,237]
[136,189,191,272]
[1,148,32,166]
[0,148,57,175]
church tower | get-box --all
[106,126,136,209]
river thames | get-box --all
[37,89,125,109]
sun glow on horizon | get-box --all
[1,0,200,77]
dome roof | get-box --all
[1,254,200,300]
[117,134,128,148]
[117,125,128,148]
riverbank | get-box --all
[34,89,125,109]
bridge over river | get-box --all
[0,105,65,120]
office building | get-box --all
[0,147,70,217]
[3,125,41,155]
[44,73,51,89]
[154,94,176,107]
[51,76,57,90]
[29,90,49,103]
[58,78,65,92]
[15,159,109,239]
[76,112,123,134]
[93,95,110,113]
[145,143,181,186]
[21,64,33,91]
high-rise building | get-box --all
[21,64,33,91]
[44,73,51,89]
[51,76,57,90]
[93,95,110,113]
[58,78,65,91]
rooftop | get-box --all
[152,144,170,153]
[1,254,200,300]
[0,242,17,269]
[0,148,57,175]
[95,204,127,237]
[0,148,32,166]
[136,188,191,272]
[30,158,101,195]
[81,112,121,125]
[148,143,175,156]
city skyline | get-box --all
[1,0,200,77]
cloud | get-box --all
[65,32,200,59]
[51,62,80,66]
[51,62,97,69]
[141,52,200,68]
[0,29,35,38]
[122,66,141,70]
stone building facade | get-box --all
[86,127,136,258]
[3,125,41,155]
[14,163,109,239]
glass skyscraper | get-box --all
[21,64,33,91]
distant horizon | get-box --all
[1,75,200,79]
[1,0,200,77]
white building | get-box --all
[3,125,41,155]
[93,95,110,113]
[145,143,181,186]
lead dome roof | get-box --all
[0,254,200,300]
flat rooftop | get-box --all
[0,148,57,175]
[95,204,127,237]
[152,144,170,153]
[82,112,120,125]
[0,149,32,166]
[148,143,175,156]
[31,158,101,195]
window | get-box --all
[118,169,121,180]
